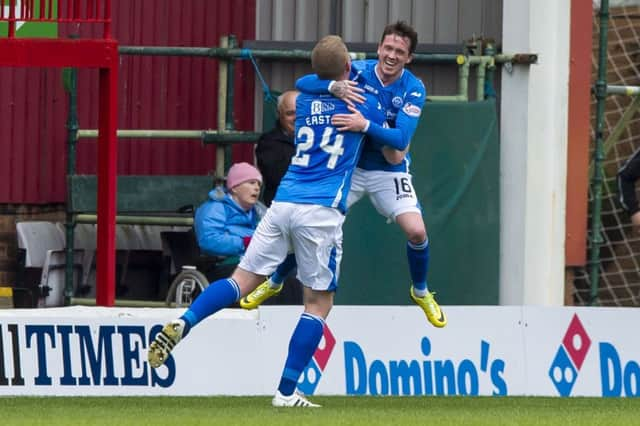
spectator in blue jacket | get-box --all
[194,162,263,257]
[193,162,299,303]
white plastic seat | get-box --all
[39,250,84,307]
[16,221,65,267]
[73,223,97,293]
[16,221,83,307]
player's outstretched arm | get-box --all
[332,104,410,151]
[296,75,365,106]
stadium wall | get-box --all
[0,0,257,205]
[0,306,638,397]
[0,0,256,288]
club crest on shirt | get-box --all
[392,96,403,108]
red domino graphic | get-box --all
[313,325,336,371]
[562,314,591,370]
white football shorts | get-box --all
[346,168,421,221]
[238,201,345,291]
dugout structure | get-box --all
[0,0,119,306]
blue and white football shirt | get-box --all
[274,88,385,213]
[297,59,426,173]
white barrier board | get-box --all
[0,306,637,396]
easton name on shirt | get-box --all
[305,114,332,126]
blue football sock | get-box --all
[179,278,240,337]
[270,253,297,286]
[277,312,325,396]
[407,239,429,295]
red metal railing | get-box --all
[0,0,111,38]
[0,0,118,306]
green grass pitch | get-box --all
[0,396,639,425]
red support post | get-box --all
[565,0,593,266]
[103,0,112,39]
[8,0,15,37]
[95,59,118,307]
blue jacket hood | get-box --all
[193,191,260,257]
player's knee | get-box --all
[396,212,425,242]
[303,289,334,319]
[402,221,426,243]
[407,229,427,245]
[233,269,265,296]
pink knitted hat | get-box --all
[226,162,263,189]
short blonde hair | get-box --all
[311,35,349,80]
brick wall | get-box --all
[0,204,65,286]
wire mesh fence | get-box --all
[574,4,640,306]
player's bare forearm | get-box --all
[382,146,409,165]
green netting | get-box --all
[336,100,500,305]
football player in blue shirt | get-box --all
[244,21,446,328]
[148,35,387,408]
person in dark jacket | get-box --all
[618,148,640,234]
[250,90,303,306]
[255,90,298,206]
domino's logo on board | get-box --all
[548,314,592,396]
[297,325,336,395]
